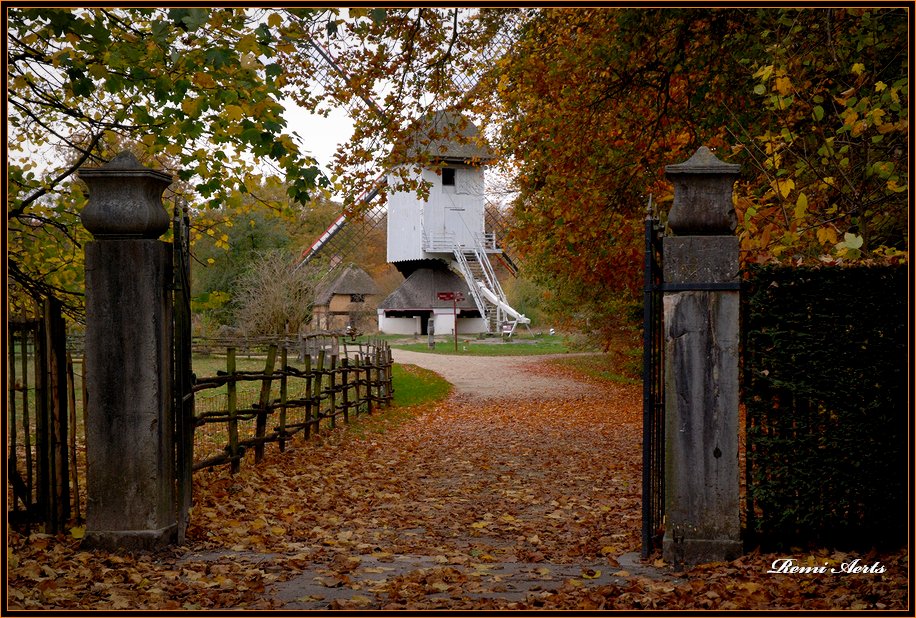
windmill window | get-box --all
[442,167,456,186]
[350,294,366,303]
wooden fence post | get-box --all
[341,357,350,424]
[316,349,326,432]
[304,353,313,440]
[227,347,239,474]
[66,353,81,523]
[254,344,277,463]
[375,347,383,408]
[279,346,288,452]
[329,354,338,429]
[385,343,394,406]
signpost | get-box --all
[437,291,465,352]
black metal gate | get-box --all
[7,297,72,533]
[172,203,194,543]
[641,207,665,558]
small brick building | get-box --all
[312,264,381,332]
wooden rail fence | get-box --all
[191,337,393,473]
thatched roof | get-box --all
[314,264,381,306]
[407,110,495,164]
[378,267,477,311]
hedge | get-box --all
[742,264,908,550]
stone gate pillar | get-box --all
[79,152,177,550]
[662,146,742,565]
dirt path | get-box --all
[9,353,907,610]
[254,379,647,610]
[391,349,603,400]
[245,353,647,609]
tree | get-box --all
[191,186,341,331]
[232,249,326,336]
[733,9,908,262]
[6,8,333,316]
[280,8,524,208]
[293,8,908,343]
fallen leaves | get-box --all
[5,357,909,610]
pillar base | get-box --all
[663,534,742,566]
[83,524,178,552]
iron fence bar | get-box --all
[642,209,666,559]
[641,214,656,558]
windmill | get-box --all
[294,10,530,335]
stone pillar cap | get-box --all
[78,151,174,239]
[78,151,173,183]
[665,146,740,176]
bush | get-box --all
[743,264,907,550]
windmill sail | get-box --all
[297,11,526,271]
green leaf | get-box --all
[843,232,863,249]
[812,105,824,121]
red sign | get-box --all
[437,292,455,301]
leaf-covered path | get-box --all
[7,355,908,610]
[189,357,646,610]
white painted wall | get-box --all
[432,309,488,335]
[377,313,423,335]
[387,164,486,263]
[377,310,487,335]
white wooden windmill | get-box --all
[293,11,530,335]
[378,111,529,335]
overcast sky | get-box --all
[282,100,354,175]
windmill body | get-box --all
[377,112,529,336]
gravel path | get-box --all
[391,349,602,400]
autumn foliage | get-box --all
[288,8,907,340]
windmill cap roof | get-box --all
[407,110,496,164]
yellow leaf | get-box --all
[224,105,243,122]
[70,525,86,539]
[193,72,216,89]
[753,65,774,82]
[817,227,838,245]
[774,76,792,96]
[470,521,490,529]
[267,12,282,28]
[581,568,602,579]
[181,98,200,117]
[851,62,865,76]
[794,192,808,220]
[772,178,795,199]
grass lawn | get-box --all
[188,351,452,447]
[547,330,642,385]
[391,363,451,408]
[391,333,590,356]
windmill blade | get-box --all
[298,10,528,269]
[295,174,387,271]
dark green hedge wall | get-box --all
[742,264,908,550]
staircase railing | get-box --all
[452,248,491,321]
[472,238,507,318]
